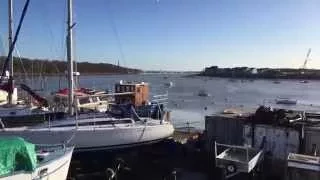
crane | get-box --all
[302,48,311,69]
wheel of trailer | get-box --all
[226,164,236,174]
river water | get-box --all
[30,74,320,129]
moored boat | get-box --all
[299,80,309,83]
[164,81,174,88]
[198,89,210,97]
[275,97,297,105]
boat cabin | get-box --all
[114,81,149,106]
[53,88,108,113]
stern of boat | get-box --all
[32,146,74,180]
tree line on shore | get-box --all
[0,56,141,75]
[200,66,320,79]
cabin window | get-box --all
[79,98,90,105]
[116,86,120,92]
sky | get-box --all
[0,0,319,71]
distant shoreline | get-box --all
[13,72,141,77]
[188,74,320,80]
[196,66,320,80]
[0,56,142,76]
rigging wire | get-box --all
[36,0,62,90]
[104,1,126,66]
[14,46,28,80]
[38,1,61,60]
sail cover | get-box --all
[0,137,37,176]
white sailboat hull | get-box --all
[0,119,174,152]
[0,147,73,180]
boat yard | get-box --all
[0,0,319,179]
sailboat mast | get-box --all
[67,0,74,115]
[8,0,14,104]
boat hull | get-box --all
[1,112,66,128]
[0,122,174,152]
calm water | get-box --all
[28,74,320,129]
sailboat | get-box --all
[0,0,174,151]
[0,136,73,180]
[0,0,65,128]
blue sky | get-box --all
[0,0,319,71]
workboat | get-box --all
[0,136,73,180]
[0,106,174,152]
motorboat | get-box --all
[0,136,73,180]
[273,80,281,84]
[275,98,297,105]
